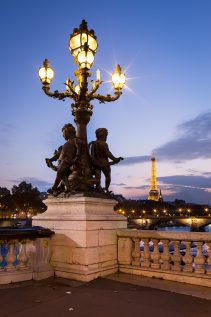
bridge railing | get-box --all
[0,227,54,284]
[117,230,211,287]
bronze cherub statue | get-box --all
[89,128,123,193]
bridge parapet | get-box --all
[131,216,211,231]
[117,230,211,287]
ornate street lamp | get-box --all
[38,19,126,194]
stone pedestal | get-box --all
[33,196,127,282]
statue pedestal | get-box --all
[33,196,127,282]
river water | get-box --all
[158,224,211,232]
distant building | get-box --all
[147,154,163,201]
[39,192,48,200]
[113,194,126,203]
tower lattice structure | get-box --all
[148,154,162,201]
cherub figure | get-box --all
[46,123,79,195]
[89,128,123,192]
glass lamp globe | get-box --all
[39,59,54,84]
[69,20,97,68]
[111,65,126,89]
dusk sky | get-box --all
[0,0,211,204]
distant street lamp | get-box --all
[38,20,126,193]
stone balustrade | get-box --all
[117,230,211,287]
[1,220,211,287]
[0,227,54,284]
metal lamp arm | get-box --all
[88,81,102,99]
[65,80,79,101]
[42,85,77,101]
[91,90,122,103]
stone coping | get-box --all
[117,229,211,241]
[0,226,54,240]
[45,196,117,205]
[47,192,118,200]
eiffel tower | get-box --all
[148,153,162,201]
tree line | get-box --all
[0,181,47,218]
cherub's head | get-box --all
[95,128,108,141]
[62,124,76,140]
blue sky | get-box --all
[0,0,211,204]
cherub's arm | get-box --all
[45,146,63,170]
[51,146,63,161]
[105,143,123,163]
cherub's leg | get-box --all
[95,169,103,191]
[63,174,71,192]
[102,166,111,192]
[52,175,62,191]
[52,163,68,191]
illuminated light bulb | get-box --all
[74,84,80,94]
[77,51,94,69]
[96,69,100,81]
[65,79,70,91]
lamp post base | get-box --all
[33,195,127,282]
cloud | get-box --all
[0,124,16,148]
[0,123,16,133]
[111,183,127,186]
[117,112,211,166]
[155,111,211,161]
[157,174,211,204]
[157,175,211,189]
[9,177,51,191]
[119,155,150,166]
[123,185,146,190]
[119,184,211,204]
[113,174,211,204]
[0,139,12,147]
[163,186,211,205]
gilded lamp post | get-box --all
[38,20,126,195]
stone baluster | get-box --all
[171,240,181,272]
[18,241,28,269]
[5,241,17,271]
[182,241,193,273]
[206,242,211,275]
[132,238,140,266]
[141,238,151,268]
[194,241,205,274]
[160,239,170,271]
[150,239,160,269]
[0,243,3,271]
